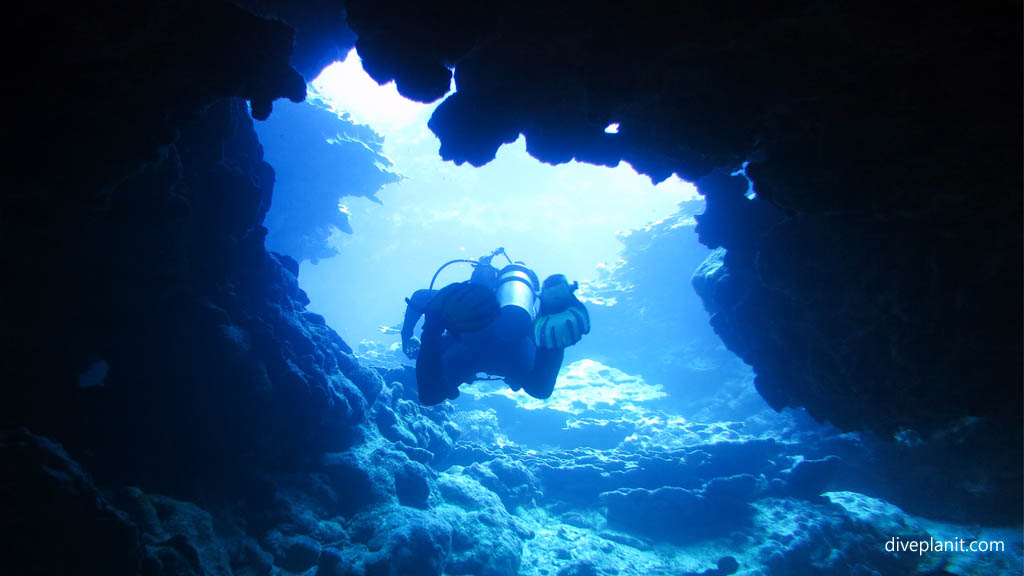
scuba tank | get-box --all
[492,263,540,342]
[427,247,540,341]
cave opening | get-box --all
[253,49,763,433]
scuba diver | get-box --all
[401,248,590,406]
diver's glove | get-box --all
[534,274,591,349]
[534,304,590,348]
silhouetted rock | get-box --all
[257,100,401,263]
[0,429,141,576]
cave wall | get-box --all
[3,1,377,497]
[9,95,379,496]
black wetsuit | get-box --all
[401,284,564,406]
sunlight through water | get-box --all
[299,49,699,347]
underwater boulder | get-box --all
[602,473,761,543]
[347,507,453,576]
[394,460,432,509]
[463,458,543,511]
[556,559,599,576]
[375,402,419,446]
[317,547,357,576]
[116,490,233,576]
[436,470,507,511]
[432,469,535,575]
[371,380,459,464]
[345,361,385,408]
[224,535,276,576]
[143,535,205,576]
[751,496,926,575]
[535,462,613,505]
[318,451,390,516]
[436,506,530,576]
[0,429,141,576]
[261,531,322,573]
[601,486,704,542]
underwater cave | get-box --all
[2,1,1022,575]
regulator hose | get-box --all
[428,259,478,291]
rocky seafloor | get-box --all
[9,351,1020,576]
